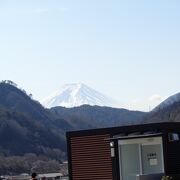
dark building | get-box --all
[66,122,180,180]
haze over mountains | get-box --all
[0,80,180,174]
[41,83,121,108]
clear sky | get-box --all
[0,0,180,111]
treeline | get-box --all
[0,153,68,175]
[0,80,33,98]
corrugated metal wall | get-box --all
[70,134,113,180]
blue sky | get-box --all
[0,0,180,111]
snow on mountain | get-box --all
[41,83,120,108]
[153,92,180,111]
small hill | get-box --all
[143,91,180,124]
[143,101,180,124]
[153,92,180,111]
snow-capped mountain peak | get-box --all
[41,83,120,108]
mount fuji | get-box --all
[41,83,120,108]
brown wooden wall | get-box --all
[70,134,113,180]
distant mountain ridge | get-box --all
[41,83,120,108]
[153,92,180,111]
[50,105,145,128]
[143,92,180,124]
[143,100,180,124]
